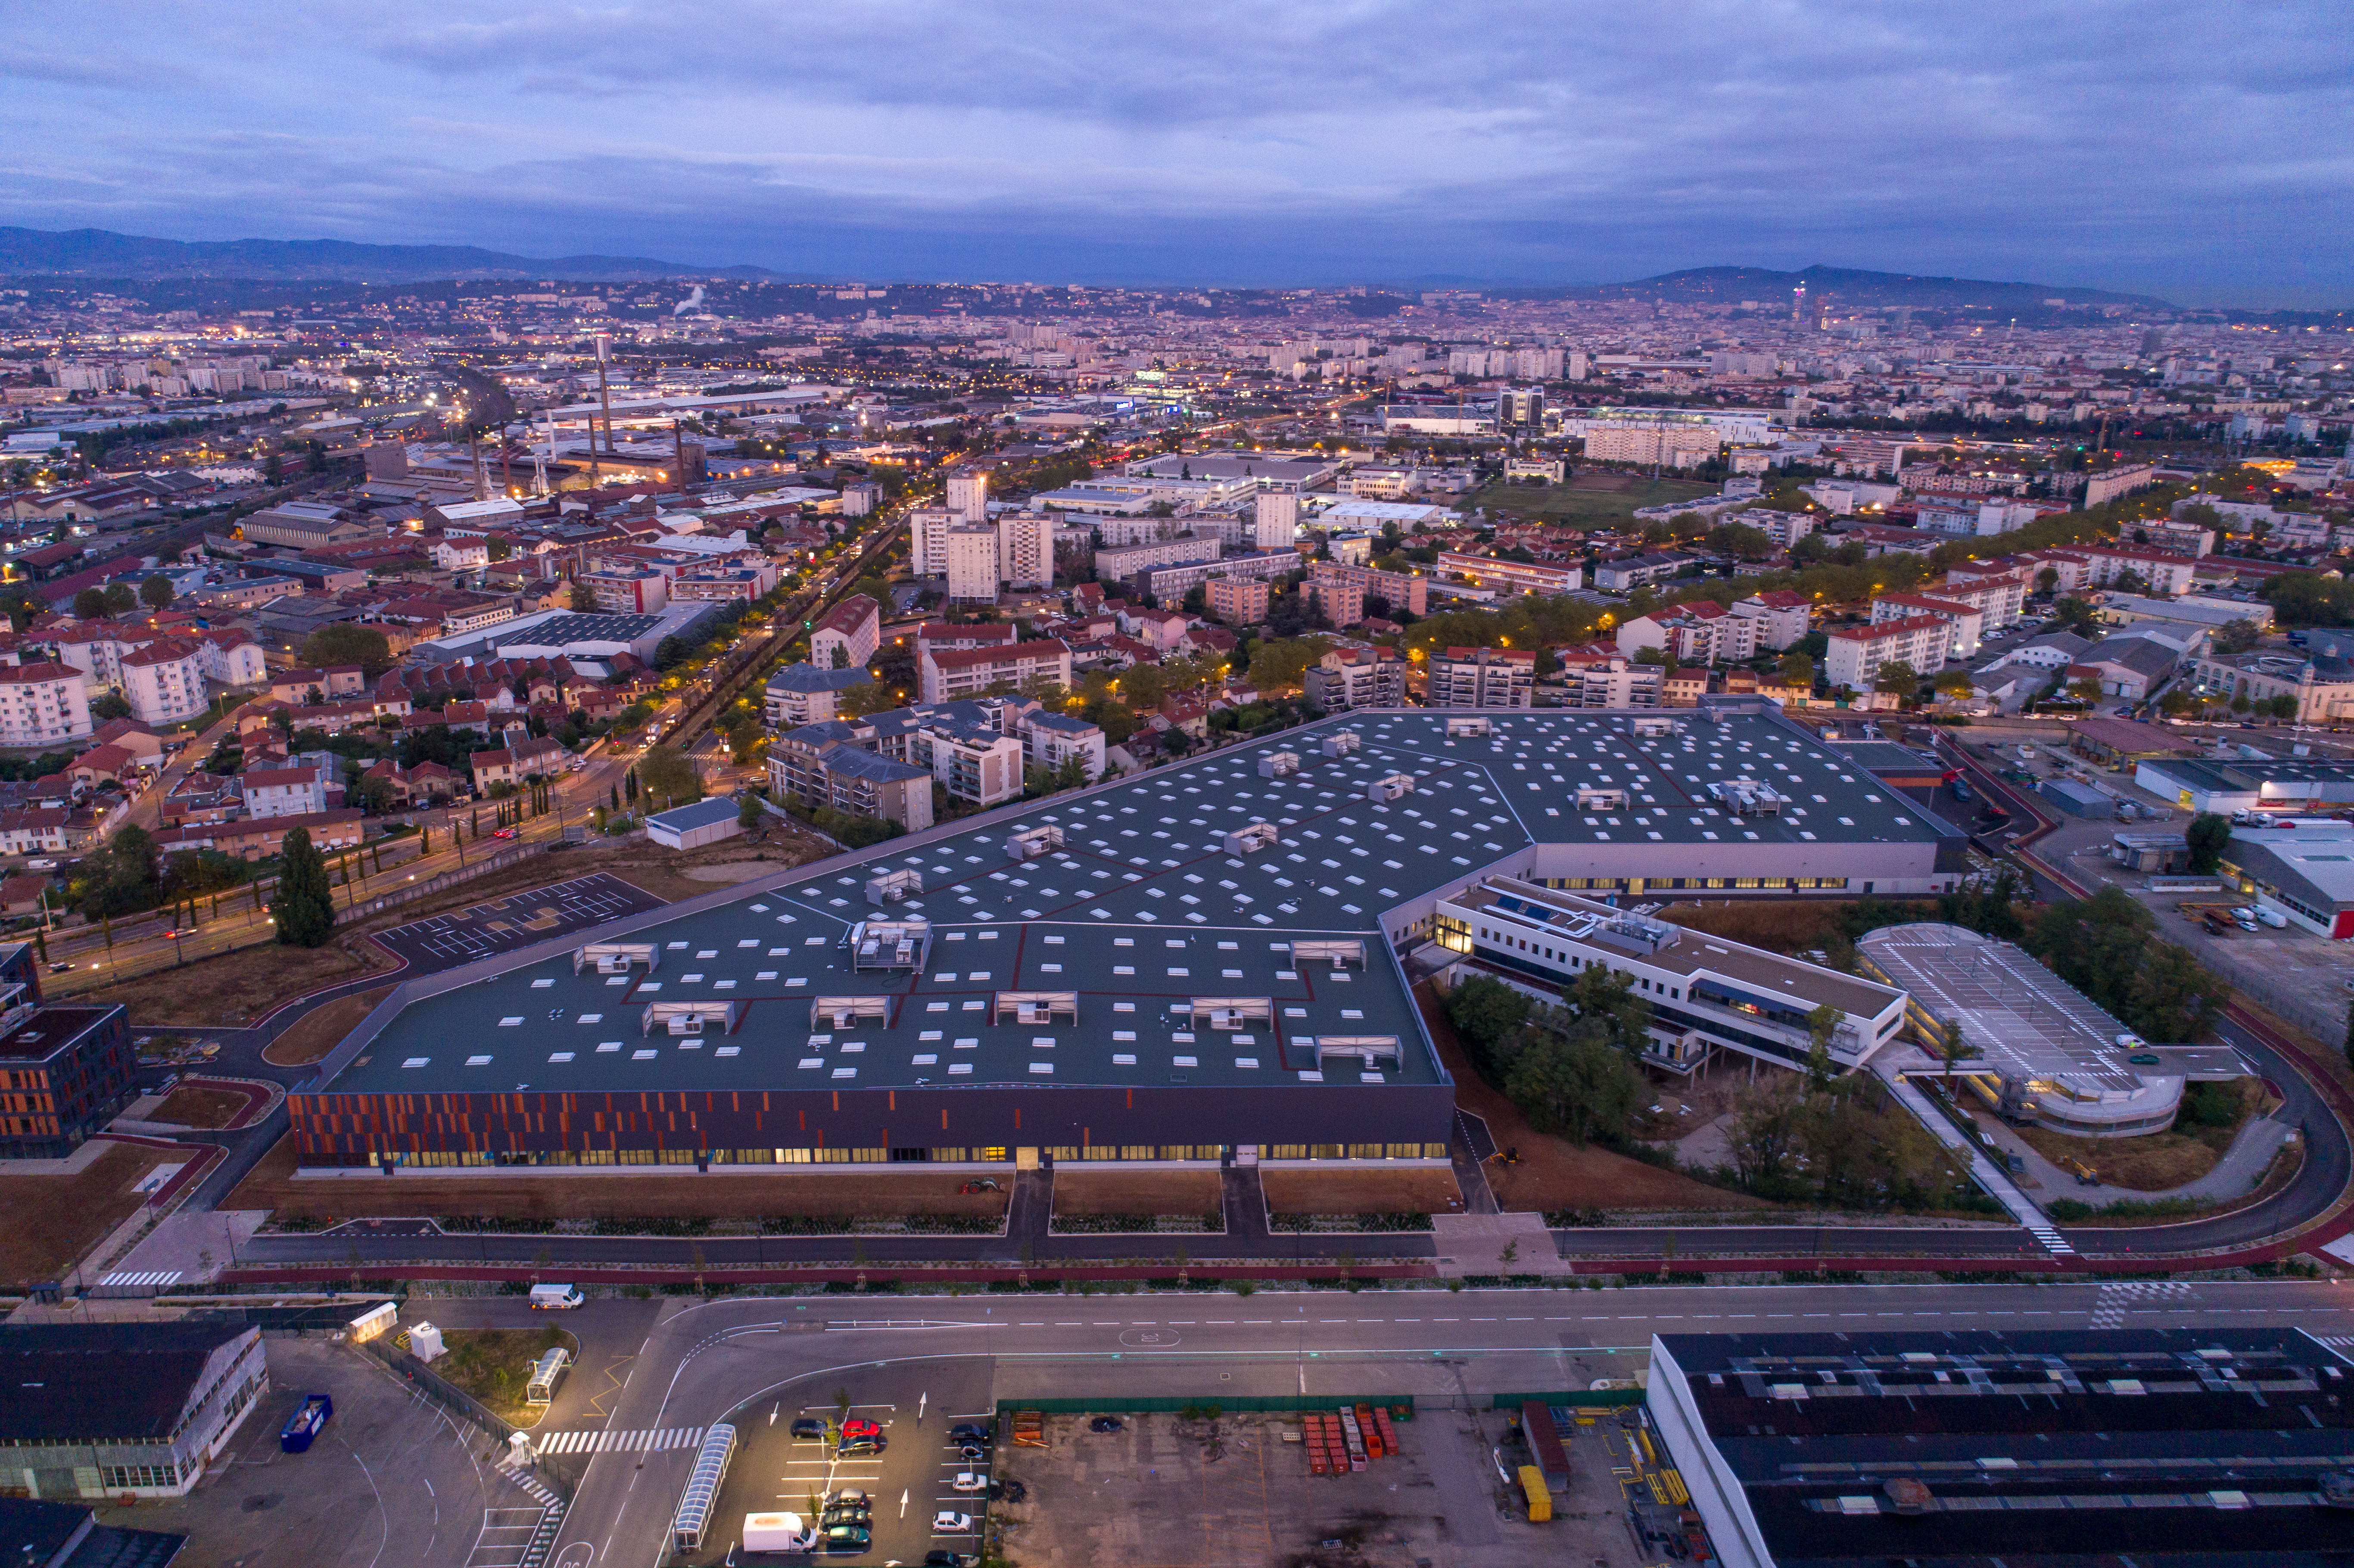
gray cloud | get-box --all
[3,0,2350,302]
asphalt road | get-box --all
[539,1276,2354,1568]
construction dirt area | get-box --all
[0,1140,185,1286]
[149,1082,254,1129]
[1259,1169,1462,1217]
[1414,984,1764,1216]
[264,986,393,1066]
[69,829,835,1029]
[230,1135,1016,1225]
[1052,1169,1224,1217]
[989,1403,1653,1568]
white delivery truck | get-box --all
[529,1284,585,1310]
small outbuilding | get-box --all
[646,796,744,852]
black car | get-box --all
[790,1417,826,1440]
[948,1422,990,1444]
[822,1505,872,1527]
[838,1435,887,1456]
[957,1443,987,1463]
[925,1554,982,1568]
[1089,1416,1124,1433]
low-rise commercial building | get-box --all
[1435,879,1906,1075]
[0,1322,270,1499]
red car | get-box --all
[840,1418,881,1439]
[493,828,519,840]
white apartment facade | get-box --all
[1869,593,1986,660]
[918,639,1074,704]
[0,661,94,747]
[943,525,1000,603]
[121,640,209,725]
[1825,615,1949,692]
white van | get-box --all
[529,1284,585,1310]
[2255,907,2289,929]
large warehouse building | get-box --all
[292,703,1973,1175]
[1648,1326,2354,1568]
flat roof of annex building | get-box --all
[314,706,1959,1104]
[1651,1326,2354,1568]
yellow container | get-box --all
[1517,1464,1552,1522]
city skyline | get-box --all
[6,1,2351,307]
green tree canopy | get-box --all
[301,622,393,674]
[139,574,176,611]
[270,826,336,948]
[71,587,106,620]
[101,582,136,616]
[1871,659,1920,696]
[635,744,704,810]
[2185,812,2232,874]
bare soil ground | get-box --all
[263,987,394,1067]
[2018,1077,2264,1191]
[229,1133,1012,1223]
[1051,1168,1222,1216]
[1414,981,1766,1214]
[149,1083,250,1130]
[1259,1168,1461,1215]
[87,939,392,1028]
[0,1141,181,1286]
[433,1325,579,1425]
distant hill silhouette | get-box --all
[1541,264,2171,310]
[0,227,807,283]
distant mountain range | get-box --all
[0,227,800,283]
[0,226,2174,308]
[1548,264,2172,311]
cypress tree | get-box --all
[271,826,336,948]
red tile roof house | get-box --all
[470,737,570,789]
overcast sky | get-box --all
[7,1,2351,304]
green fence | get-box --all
[1491,1388,1646,1410]
[996,1394,1415,1417]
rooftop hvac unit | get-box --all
[669,1014,704,1036]
[1575,785,1628,811]
[1289,939,1365,970]
[1445,715,1492,738]
[574,941,657,976]
[1224,821,1279,856]
[866,867,925,903]
[1623,715,1680,737]
[1258,750,1301,779]
[1367,772,1414,803]
[1004,823,1065,862]
[1307,1035,1403,1071]
[1320,730,1361,757]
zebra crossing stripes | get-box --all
[2089,1280,2194,1328]
[2022,1218,2076,1257]
[99,1269,183,1288]
[532,1425,704,1455]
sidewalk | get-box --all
[1874,1061,2074,1256]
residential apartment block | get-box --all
[1731,589,1811,650]
[1435,551,1582,596]
[0,661,93,747]
[1428,646,1535,708]
[918,638,1073,704]
[1825,614,1950,691]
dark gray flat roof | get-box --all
[333,707,1946,1098]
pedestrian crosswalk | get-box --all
[99,1269,184,1288]
[532,1426,704,1455]
[2022,1218,2076,1257]
[2090,1280,2193,1328]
